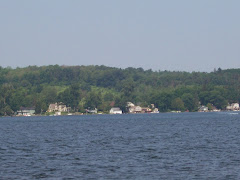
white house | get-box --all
[198,106,208,112]
[86,108,98,114]
[17,107,35,116]
[226,103,239,111]
[232,103,239,110]
[109,107,122,114]
[127,102,135,107]
[151,108,159,113]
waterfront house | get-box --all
[226,103,239,111]
[134,106,142,113]
[86,108,98,114]
[48,103,58,112]
[128,106,135,113]
[17,107,35,116]
[109,107,122,114]
[141,107,152,113]
[151,108,159,113]
[198,106,208,112]
[129,106,142,113]
[48,103,70,112]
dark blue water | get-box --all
[1,112,240,179]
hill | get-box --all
[0,65,240,115]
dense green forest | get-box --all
[0,65,240,116]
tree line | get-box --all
[0,65,240,116]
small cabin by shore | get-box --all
[110,107,122,114]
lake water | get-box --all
[1,112,240,179]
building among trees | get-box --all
[17,107,35,116]
[48,103,70,112]
[109,107,122,114]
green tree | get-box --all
[208,91,227,109]
[182,93,198,111]
[3,105,13,116]
[35,100,47,114]
[41,86,57,104]
[84,91,102,109]
[171,98,185,111]
[151,91,174,112]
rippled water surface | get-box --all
[1,112,240,179]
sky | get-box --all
[0,0,239,72]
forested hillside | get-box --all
[0,65,240,116]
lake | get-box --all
[1,112,240,179]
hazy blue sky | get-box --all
[0,0,239,72]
